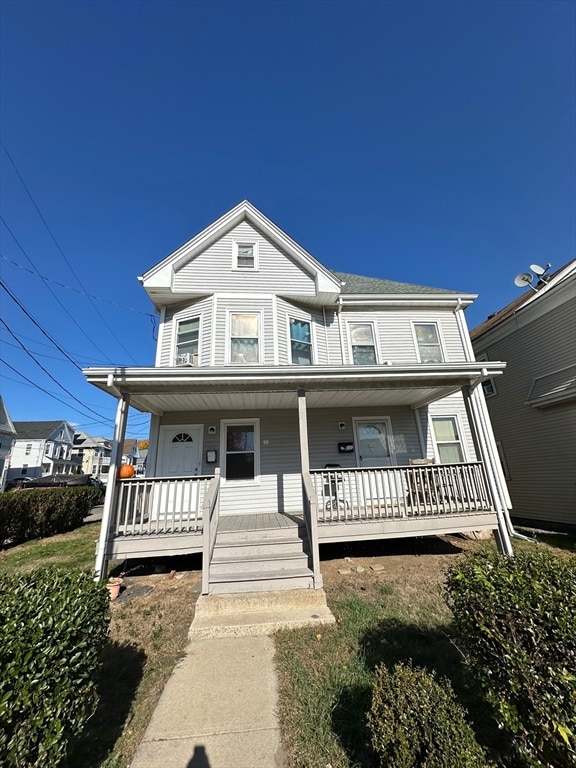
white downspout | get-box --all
[94,391,130,580]
[337,298,345,364]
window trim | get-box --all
[232,241,259,271]
[220,418,260,485]
[174,314,201,365]
[430,414,468,463]
[227,311,262,365]
[476,352,497,397]
[347,321,379,365]
[412,321,446,364]
[288,316,314,365]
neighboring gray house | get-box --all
[85,201,514,588]
[471,260,576,533]
[73,432,112,484]
[0,397,17,492]
[7,421,77,484]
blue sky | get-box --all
[1,0,574,439]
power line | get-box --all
[0,328,127,365]
[0,335,114,367]
[0,252,155,317]
[0,318,107,421]
[1,142,139,364]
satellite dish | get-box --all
[530,263,546,275]
[514,272,534,288]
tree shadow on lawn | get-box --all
[331,619,515,768]
[63,640,146,768]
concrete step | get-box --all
[210,552,310,578]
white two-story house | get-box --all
[73,432,113,484]
[7,421,77,485]
[85,201,514,591]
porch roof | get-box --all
[83,363,505,415]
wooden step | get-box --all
[210,552,310,578]
[209,571,315,594]
[215,526,307,545]
[213,539,305,559]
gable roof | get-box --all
[0,397,16,436]
[333,271,465,296]
[471,260,576,341]
[12,420,73,441]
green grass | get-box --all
[0,521,101,575]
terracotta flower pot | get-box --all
[106,577,123,601]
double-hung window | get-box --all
[233,242,258,270]
[432,416,465,463]
[230,313,259,363]
[176,317,200,363]
[290,319,312,365]
[414,323,443,363]
[349,323,377,365]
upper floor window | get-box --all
[414,322,443,363]
[432,416,464,463]
[25,443,32,455]
[290,319,312,365]
[476,352,497,397]
[45,443,52,456]
[230,313,260,363]
[349,323,377,365]
[233,242,258,270]
[176,317,200,364]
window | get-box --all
[230,313,259,363]
[476,353,497,397]
[22,464,28,475]
[92,464,97,475]
[414,323,443,363]
[224,423,257,480]
[233,242,258,270]
[45,443,52,456]
[349,323,377,365]
[432,416,465,463]
[176,317,199,359]
[290,319,312,365]
[25,443,32,455]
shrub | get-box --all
[0,486,100,546]
[0,568,110,767]
[444,549,576,767]
[367,662,486,767]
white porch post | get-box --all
[94,394,130,580]
[297,388,310,475]
[462,385,513,556]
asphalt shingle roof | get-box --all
[332,271,465,296]
[12,421,68,440]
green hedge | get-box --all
[0,568,110,767]
[367,662,486,767]
[444,549,576,767]
[0,486,100,546]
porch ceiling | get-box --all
[83,363,505,415]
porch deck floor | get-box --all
[217,512,304,533]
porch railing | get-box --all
[202,469,221,595]
[302,471,322,588]
[310,462,493,523]
[113,475,214,536]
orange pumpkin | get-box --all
[118,464,135,479]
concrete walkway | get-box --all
[130,635,284,768]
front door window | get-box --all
[354,420,395,467]
[225,424,255,480]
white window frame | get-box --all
[232,241,259,271]
[227,311,262,365]
[476,352,497,397]
[347,321,379,365]
[174,314,202,365]
[412,321,446,363]
[220,418,260,485]
[288,316,314,365]
[430,414,468,463]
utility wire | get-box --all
[0,252,155,317]
[0,221,115,363]
[0,318,107,421]
[0,359,114,428]
[0,328,130,365]
[1,142,139,363]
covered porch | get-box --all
[85,363,513,590]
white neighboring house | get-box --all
[73,432,113,485]
[84,200,515,588]
[0,397,17,492]
[471,260,576,533]
[7,421,77,485]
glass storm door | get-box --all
[354,420,395,467]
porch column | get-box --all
[94,393,130,580]
[462,385,513,556]
[297,389,310,475]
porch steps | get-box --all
[208,520,315,595]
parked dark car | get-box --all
[5,474,104,501]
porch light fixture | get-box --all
[338,422,346,430]
[208,426,216,435]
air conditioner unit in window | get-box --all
[175,353,198,367]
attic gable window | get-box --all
[233,242,258,270]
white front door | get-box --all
[154,426,203,519]
[354,419,395,467]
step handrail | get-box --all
[201,468,221,595]
[302,470,323,588]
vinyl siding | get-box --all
[424,392,478,462]
[275,299,328,365]
[160,296,214,367]
[173,221,316,296]
[473,297,576,527]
